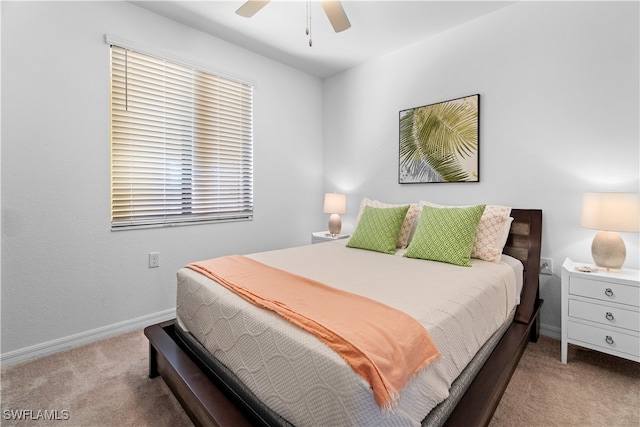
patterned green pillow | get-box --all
[404,205,486,266]
[347,205,410,254]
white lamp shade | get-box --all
[581,193,640,232]
[323,193,346,214]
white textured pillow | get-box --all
[354,198,420,248]
[419,201,512,262]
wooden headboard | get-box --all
[503,209,542,325]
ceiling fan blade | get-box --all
[236,0,271,18]
[320,0,351,32]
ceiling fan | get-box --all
[236,0,352,33]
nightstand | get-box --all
[311,231,350,244]
[561,258,639,363]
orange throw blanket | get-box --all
[187,255,440,409]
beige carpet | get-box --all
[491,335,639,427]
[1,330,193,427]
[1,330,638,426]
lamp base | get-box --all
[592,230,626,272]
[328,213,342,236]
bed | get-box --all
[145,206,542,427]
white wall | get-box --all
[1,1,324,357]
[322,1,639,336]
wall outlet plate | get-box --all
[540,257,553,275]
[149,252,160,268]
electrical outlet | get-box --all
[540,257,553,275]
[149,252,160,268]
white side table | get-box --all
[311,231,350,244]
[561,258,639,363]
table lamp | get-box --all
[323,193,346,236]
[581,192,639,271]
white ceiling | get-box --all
[132,1,516,78]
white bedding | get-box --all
[176,240,521,426]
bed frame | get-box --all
[145,208,542,427]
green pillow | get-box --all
[347,205,410,254]
[404,205,486,266]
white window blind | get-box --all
[110,44,253,230]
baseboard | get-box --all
[0,308,176,367]
[539,323,561,340]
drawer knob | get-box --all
[605,312,614,321]
[605,335,614,345]
[604,288,614,297]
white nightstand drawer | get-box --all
[569,299,640,332]
[562,259,640,364]
[568,321,640,358]
[570,277,640,308]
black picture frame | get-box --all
[399,94,479,183]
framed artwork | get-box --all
[399,94,479,183]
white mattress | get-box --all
[176,240,521,426]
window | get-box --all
[109,43,253,230]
